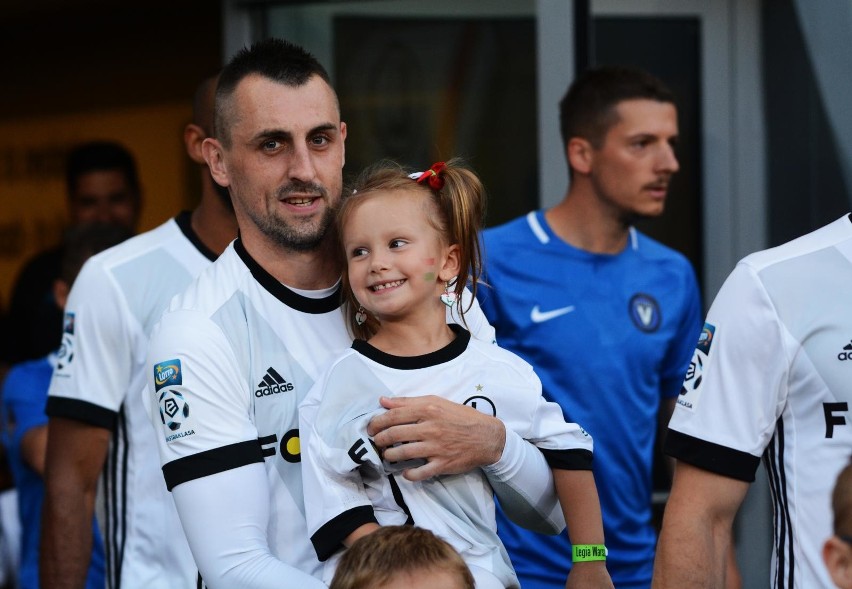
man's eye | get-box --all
[310,135,329,147]
[263,140,281,150]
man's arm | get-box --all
[652,461,749,588]
[41,417,110,588]
[367,395,564,533]
[172,464,326,589]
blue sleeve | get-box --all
[2,363,50,449]
[660,262,703,399]
[476,231,499,323]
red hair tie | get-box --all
[415,162,446,190]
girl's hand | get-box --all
[565,561,614,589]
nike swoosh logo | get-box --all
[530,305,575,323]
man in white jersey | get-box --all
[41,75,238,589]
[653,213,852,588]
[145,38,563,588]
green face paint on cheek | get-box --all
[423,258,436,282]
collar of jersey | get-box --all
[174,210,218,262]
[234,237,343,314]
[352,324,469,370]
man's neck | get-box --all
[240,230,342,290]
[544,186,631,254]
[191,181,239,256]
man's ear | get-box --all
[201,138,229,188]
[184,123,207,165]
[52,279,70,311]
[567,137,594,175]
[438,244,461,282]
[824,536,852,589]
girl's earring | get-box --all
[440,282,457,308]
[355,305,367,326]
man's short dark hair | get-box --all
[65,141,140,199]
[215,37,333,147]
[559,65,676,149]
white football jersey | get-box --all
[146,238,498,581]
[667,214,852,589]
[300,327,594,588]
[47,212,217,589]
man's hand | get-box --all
[367,395,506,481]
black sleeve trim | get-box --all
[541,448,593,470]
[310,506,378,562]
[664,429,759,482]
[162,439,265,491]
[45,396,117,430]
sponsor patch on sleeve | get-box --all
[153,359,182,392]
[63,312,75,335]
[678,322,716,411]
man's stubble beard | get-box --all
[261,180,340,253]
[261,204,337,253]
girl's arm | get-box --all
[553,469,614,589]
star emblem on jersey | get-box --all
[628,293,661,333]
[255,367,294,397]
[839,341,852,361]
[530,305,575,323]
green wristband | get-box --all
[572,544,607,562]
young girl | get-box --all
[299,160,613,589]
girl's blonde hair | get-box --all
[329,525,475,589]
[336,158,486,339]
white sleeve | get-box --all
[299,377,377,562]
[482,362,592,535]
[667,261,785,481]
[483,427,566,534]
[146,309,258,471]
[48,256,134,421]
[172,464,326,589]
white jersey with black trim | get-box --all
[300,326,594,588]
[46,212,218,589]
[146,239,350,579]
[667,214,852,589]
[145,239,501,584]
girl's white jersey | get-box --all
[667,214,852,588]
[300,327,594,588]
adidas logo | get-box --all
[255,367,294,397]
[838,341,852,361]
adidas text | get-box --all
[255,382,294,397]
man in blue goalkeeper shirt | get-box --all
[477,66,703,589]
